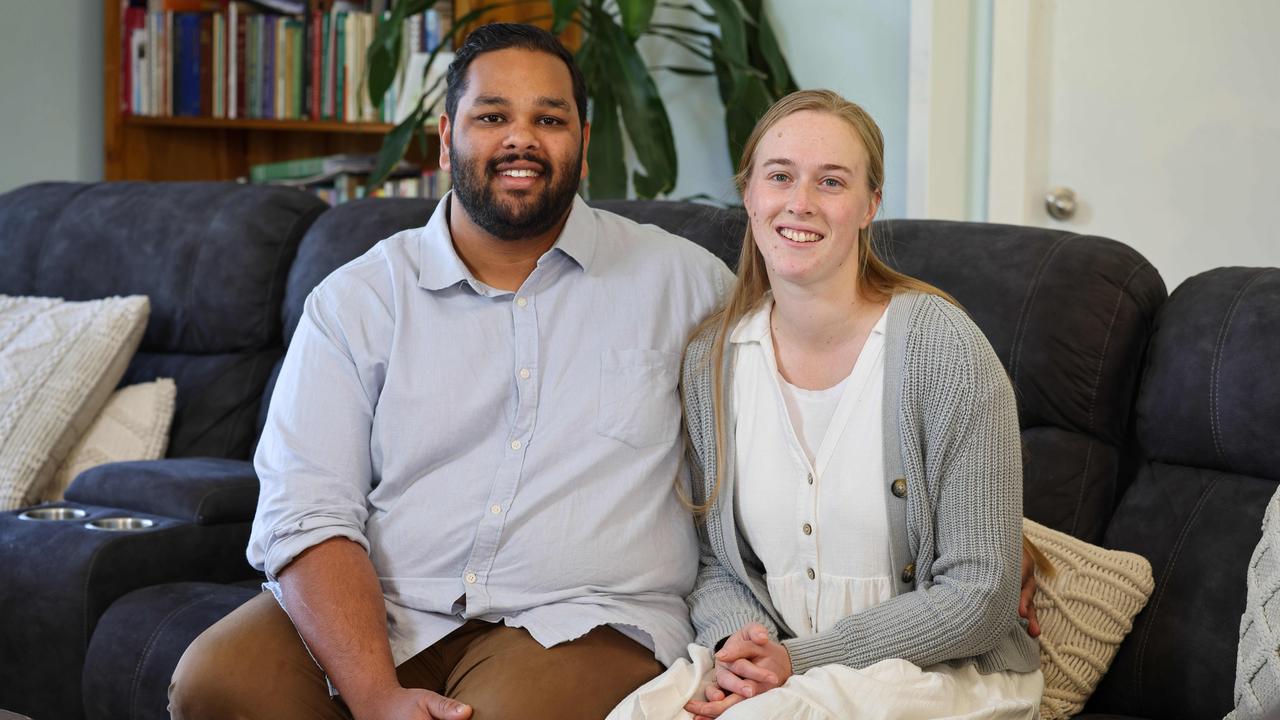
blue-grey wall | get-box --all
[0,0,104,194]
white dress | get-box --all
[608,298,1043,719]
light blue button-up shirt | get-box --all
[249,194,732,666]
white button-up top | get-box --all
[731,296,893,637]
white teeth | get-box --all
[779,228,822,242]
[500,169,540,178]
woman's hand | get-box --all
[716,623,793,693]
[1019,545,1041,638]
[684,681,745,720]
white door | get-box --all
[987,0,1280,290]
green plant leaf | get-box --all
[586,4,677,197]
[368,98,425,190]
[616,0,657,40]
[656,1,717,23]
[742,0,796,97]
[585,78,627,198]
[551,0,580,35]
[649,65,715,77]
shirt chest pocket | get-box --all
[596,348,681,448]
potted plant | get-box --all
[364,0,796,198]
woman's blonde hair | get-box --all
[683,89,952,515]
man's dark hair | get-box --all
[444,23,588,129]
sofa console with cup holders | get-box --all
[0,181,1275,720]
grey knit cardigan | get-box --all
[682,291,1040,675]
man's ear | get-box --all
[579,121,591,180]
[438,114,452,172]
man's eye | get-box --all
[538,116,565,125]
[478,114,503,123]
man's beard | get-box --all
[449,143,582,241]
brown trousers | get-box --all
[169,592,663,720]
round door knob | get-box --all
[1045,187,1077,220]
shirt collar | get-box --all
[728,291,890,344]
[416,193,597,292]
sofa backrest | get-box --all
[874,220,1167,542]
[0,181,326,461]
[1087,266,1280,718]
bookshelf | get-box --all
[102,1,574,184]
[102,0,441,183]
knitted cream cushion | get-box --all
[1023,518,1155,720]
[0,294,149,510]
[1228,485,1280,720]
[46,378,176,500]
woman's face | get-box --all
[743,110,880,292]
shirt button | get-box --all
[806,567,816,580]
[518,368,531,380]
[465,572,477,584]
[802,523,812,536]
[510,440,521,450]
[490,504,502,514]
[516,297,528,307]
[806,473,814,485]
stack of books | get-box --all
[249,153,452,205]
[118,0,452,122]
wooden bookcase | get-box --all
[102,1,573,182]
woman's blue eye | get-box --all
[822,178,842,187]
[769,173,789,182]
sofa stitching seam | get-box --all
[1087,261,1148,434]
[1209,269,1266,467]
[1132,472,1218,704]
[129,593,211,718]
[1070,441,1093,537]
[1010,235,1072,385]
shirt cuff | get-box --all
[261,518,369,581]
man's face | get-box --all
[440,48,589,241]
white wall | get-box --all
[641,0,911,218]
[0,0,104,195]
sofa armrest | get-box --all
[64,458,259,525]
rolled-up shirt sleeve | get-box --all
[248,279,385,581]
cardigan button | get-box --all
[901,563,916,584]
[891,478,907,498]
[802,523,812,536]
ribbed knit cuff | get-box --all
[781,633,846,674]
[694,611,778,650]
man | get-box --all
[169,23,732,720]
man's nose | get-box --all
[503,120,539,151]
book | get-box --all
[249,153,417,184]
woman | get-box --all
[612,90,1043,719]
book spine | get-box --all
[310,11,321,119]
[198,13,213,117]
[292,21,304,119]
[263,15,275,118]
[335,11,346,122]
[275,15,285,119]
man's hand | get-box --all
[684,682,745,720]
[1019,544,1041,638]
[360,687,471,720]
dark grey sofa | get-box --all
[0,181,1273,720]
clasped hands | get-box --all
[683,623,791,720]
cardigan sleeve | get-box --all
[681,327,781,649]
[782,297,1024,673]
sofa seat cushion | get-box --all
[84,582,259,720]
[0,294,149,510]
[1023,519,1154,720]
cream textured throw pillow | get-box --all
[1023,518,1155,720]
[0,294,149,510]
[1227,485,1280,720]
[47,378,176,500]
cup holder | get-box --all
[18,507,88,521]
[84,517,156,532]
